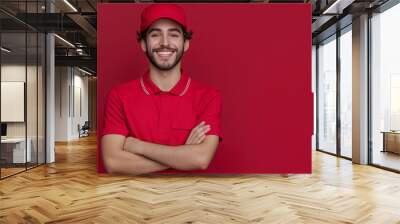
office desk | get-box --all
[381,131,400,154]
[1,138,32,163]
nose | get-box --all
[160,33,169,47]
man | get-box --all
[101,4,223,175]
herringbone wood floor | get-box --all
[1,134,400,224]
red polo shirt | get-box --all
[102,70,223,146]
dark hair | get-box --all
[137,26,193,42]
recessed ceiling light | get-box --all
[54,34,75,48]
[323,0,355,14]
[63,0,78,12]
[77,67,93,76]
[1,47,11,53]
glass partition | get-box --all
[0,1,46,179]
[317,35,337,154]
[1,30,28,177]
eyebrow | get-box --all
[148,28,183,33]
[168,28,182,33]
[148,28,161,33]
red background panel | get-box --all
[97,3,313,174]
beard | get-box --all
[145,43,184,71]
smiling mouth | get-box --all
[155,50,175,59]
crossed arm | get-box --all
[102,122,219,175]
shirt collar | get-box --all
[140,69,191,96]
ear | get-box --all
[140,39,147,52]
[184,40,190,52]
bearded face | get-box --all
[142,19,189,71]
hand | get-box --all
[124,136,144,155]
[185,121,211,145]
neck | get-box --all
[149,63,182,92]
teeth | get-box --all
[157,51,173,57]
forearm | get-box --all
[106,150,170,175]
[126,141,205,171]
[102,135,169,175]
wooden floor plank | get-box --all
[1,134,400,223]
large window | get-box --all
[317,35,337,154]
[312,46,317,150]
[339,27,352,158]
[371,3,400,171]
[316,26,353,158]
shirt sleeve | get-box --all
[101,88,129,137]
[198,89,223,142]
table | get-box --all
[381,131,400,154]
[1,138,32,163]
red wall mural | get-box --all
[97,3,313,174]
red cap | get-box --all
[140,4,187,33]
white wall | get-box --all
[55,66,69,141]
[55,66,89,141]
[72,73,89,137]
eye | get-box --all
[150,33,160,38]
[169,32,180,38]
